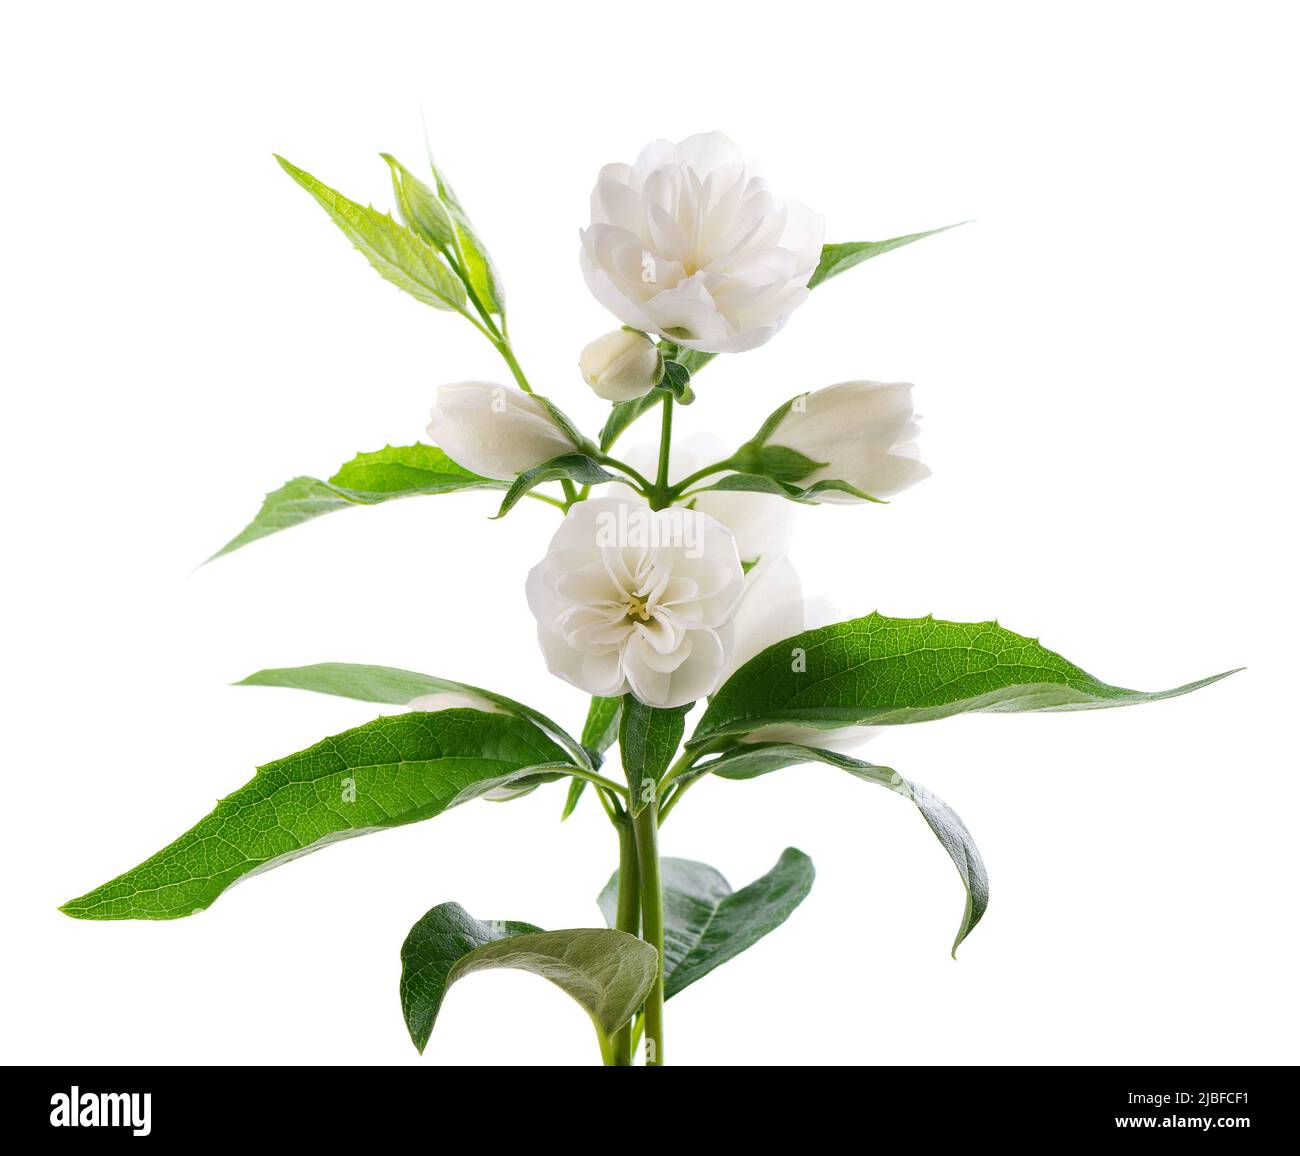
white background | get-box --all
[3,0,1296,1067]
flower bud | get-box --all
[427,382,576,480]
[765,381,930,502]
[579,329,662,402]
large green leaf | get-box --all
[276,155,467,311]
[692,614,1239,745]
[807,224,965,290]
[236,661,591,770]
[400,904,656,1053]
[211,445,504,560]
[699,744,987,955]
[61,711,572,920]
[619,696,690,815]
[689,473,883,505]
[597,848,814,998]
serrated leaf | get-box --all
[210,445,505,560]
[381,153,456,250]
[808,224,966,290]
[236,661,591,770]
[61,711,573,920]
[276,155,466,311]
[426,148,504,317]
[400,903,656,1053]
[597,848,814,998]
[619,696,690,815]
[698,744,986,955]
[494,453,617,519]
[692,614,1239,745]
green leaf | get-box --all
[656,360,694,404]
[493,453,617,519]
[600,391,662,452]
[619,696,690,815]
[692,613,1240,746]
[562,697,624,819]
[598,848,814,998]
[581,696,623,757]
[400,903,657,1053]
[210,445,504,560]
[61,711,573,920]
[426,149,504,317]
[381,153,456,250]
[698,744,986,955]
[690,473,883,505]
[275,155,466,311]
[236,661,592,771]
[807,224,967,290]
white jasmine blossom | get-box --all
[580,132,824,354]
[580,329,663,402]
[526,498,745,708]
[427,382,575,480]
[766,381,930,501]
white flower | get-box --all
[610,435,796,566]
[526,498,745,708]
[765,381,930,502]
[580,132,824,354]
[427,382,575,480]
[579,329,662,402]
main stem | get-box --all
[651,395,674,509]
[611,819,641,1066]
[632,802,665,1066]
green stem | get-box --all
[494,339,534,394]
[632,801,665,1066]
[650,396,674,509]
[564,767,630,798]
[610,819,641,1066]
[667,457,736,498]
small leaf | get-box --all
[275,155,466,311]
[600,392,662,452]
[400,904,657,1053]
[61,711,572,920]
[494,453,617,519]
[656,360,694,404]
[426,147,504,317]
[598,849,815,998]
[692,613,1240,745]
[237,661,591,770]
[808,224,967,290]
[619,696,690,815]
[381,153,456,250]
[562,697,623,819]
[210,445,505,560]
[699,743,986,955]
[690,473,882,505]
[581,696,622,756]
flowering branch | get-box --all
[60,131,1240,1071]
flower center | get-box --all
[624,594,653,623]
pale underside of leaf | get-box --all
[236,661,591,770]
[699,743,987,955]
[400,902,656,1052]
[597,848,815,997]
